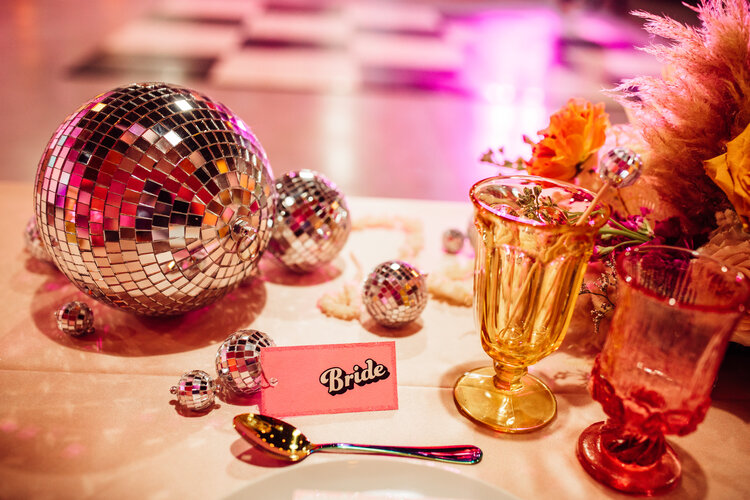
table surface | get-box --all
[1,180,748,500]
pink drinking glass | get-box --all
[577,245,750,495]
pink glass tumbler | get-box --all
[577,246,750,495]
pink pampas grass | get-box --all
[614,0,750,235]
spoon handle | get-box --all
[313,443,482,464]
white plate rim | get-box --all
[224,457,519,500]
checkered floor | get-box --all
[70,0,660,99]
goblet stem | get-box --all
[493,362,527,392]
[600,421,666,468]
[577,421,680,495]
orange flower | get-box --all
[525,98,610,181]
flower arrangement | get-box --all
[483,0,750,343]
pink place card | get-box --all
[259,341,398,417]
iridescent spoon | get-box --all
[233,413,482,464]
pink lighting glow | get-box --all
[458,8,562,193]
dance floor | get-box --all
[2,0,679,200]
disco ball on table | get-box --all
[34,83,277,316]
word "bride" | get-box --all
[319,358,390,396]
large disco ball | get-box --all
[34,83,276,316]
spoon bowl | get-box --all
[233,413,482,464]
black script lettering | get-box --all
[319,358,391,396]
[319,367,346,394]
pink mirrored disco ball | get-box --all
[362,260,428,328]
[268,170,351,273]
[34,83,277,316]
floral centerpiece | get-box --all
[483,0,750,344]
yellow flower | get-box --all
[704,122,750,228]
[525,98,610,181]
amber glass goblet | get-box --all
[454,176,609,433]
[577,246,750,495]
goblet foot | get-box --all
[577,421,680,495]
[453,366,556,433]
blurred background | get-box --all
[0,0,697,201]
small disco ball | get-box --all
[362,260,428,328]
[55,301,95,336]
[268,170,351,273]
[599,147,642,188]
[215,329,275,395]
[442,228,465,254]
[170,370,216,412]
[24,216,55,264]
[34,83,276,316]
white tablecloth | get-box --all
[1,182,748,499]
